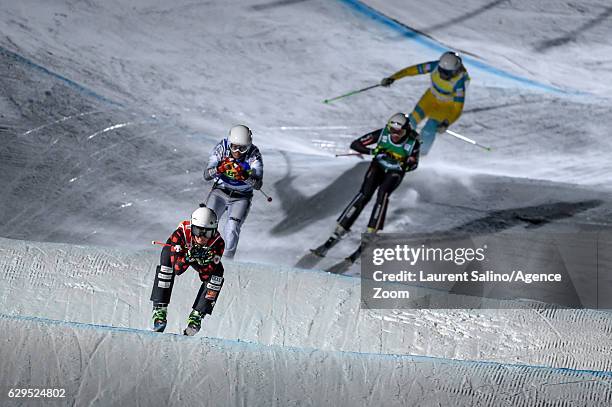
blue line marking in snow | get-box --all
[0,45,124,107]
[339,0,584,95]
[2,312,611,379]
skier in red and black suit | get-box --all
[312,112,420,258]
[150,205,225,336]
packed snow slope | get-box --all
[360,0,612,95]
[1,0,612,405]
[1,238,612,406]
[2,315,611,407]
[1,0,612,263]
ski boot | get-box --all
[344,227,376,264]
[311,225,347,257]
[183,310,203,336]
[151,304,168,333]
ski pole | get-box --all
[259,189,273,202]
[445,129,492,151]
[323,83,381,104]
[335,152,364,158]
[152,233,222,249]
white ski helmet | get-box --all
[191,206,218,238]
[228,125,252,147]
[387,112,408,133]
[438,51,462,79]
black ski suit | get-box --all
[337,128,420,232]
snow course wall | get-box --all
[1,314,611,407]
[1,237,611,406]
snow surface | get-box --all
[360,0,612,95]
[2,238,612,405]
[1,0,612,405]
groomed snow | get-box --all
[1,238,612,405]
[2,313,611,407]
[1,0,612,405]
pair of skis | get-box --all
[306,237,363,274]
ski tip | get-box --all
[326,259,351,274]
[309,249,325,258]
[322,100,329,104]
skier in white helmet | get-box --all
[203,124,264,259]
[150,204,225,336]
[380,51,470,154]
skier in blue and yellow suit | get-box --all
[381,51,470,155]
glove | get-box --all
[216,157,234,174]
[372,146,385,157]
[244,176,262,190]
[217,158,250,181]
[233,161,252,181]
[380,77,395,87]
[206,167,218,179]
[437,120,449,134]
[187,246,214,266]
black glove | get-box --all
[437,120,449,134]
[187,246,214,266]
[381,77,395,87]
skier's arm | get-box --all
[167,228,190,275]
[389,61,438,81]
[350,129,382,154]
[194,235,225,279]
[204,141,225,180]
[404,138,421,172]
[453,73,470,111]
[243,147,263,190]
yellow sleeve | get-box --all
[390,61,437,81]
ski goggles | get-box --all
[191,225,216,238]
[438,67,456,81]
[230,143,250,154]
[387,121,404,133]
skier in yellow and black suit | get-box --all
[381,51,470,155]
